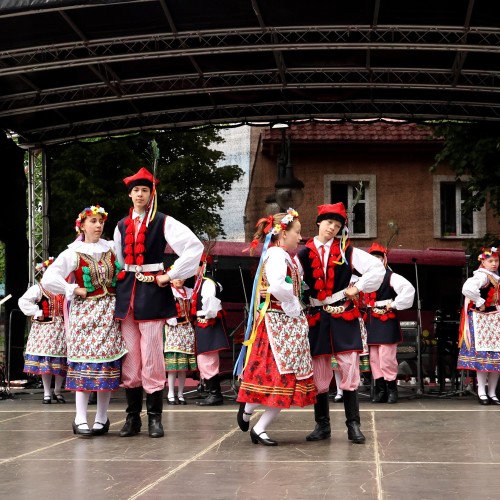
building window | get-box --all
[324,174,376,238]
[433,175,486,238]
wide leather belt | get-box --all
[124,263,164,273]
[310,289,347,307]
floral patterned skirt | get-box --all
[23,355,67,377]
[65,360,122,391]
[165,352,198,372]
[458,312,500,371]
[237,320,316,408]
[25,317,67,357]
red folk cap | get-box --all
[316,202,347,226]
[368,242,388,256]
[123,167,159,192]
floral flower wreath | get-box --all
[248,208,299,251]
[478,247,498,261]
[35,257,54,273]
[75,205,108,234]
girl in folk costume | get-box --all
[295,203,385,444]
[164,274,197,405]
[19,258,67,404]
[113,167,203,438]
[235,209,316,446]
[458,247,500,405]
[42,205,128,437]
[365,243,415,404]
[193,255,230,406]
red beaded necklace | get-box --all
[123,208,148,266]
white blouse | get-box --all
[265,246,302,318]
[388,272,415,311]
[462,268,500,307]
[41,239,114,301]
[18,284,44,319]
[197,278,222,319]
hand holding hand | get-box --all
[156,273,170,288]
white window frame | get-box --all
[324,174,377,238]
[433,175,486,239]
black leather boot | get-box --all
[306,392,331,441]
[372,378,388,403]
[146,390,165,438]
[387,380,398,404]
[343,390,366,444]
[196,375,223,406]
[119,387,143,437]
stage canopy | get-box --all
[0,0,499,145]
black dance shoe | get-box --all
[488,396,500,405]
[72,421,93,437]
[478,395,490,405]
[250,428,278,446]
[42,395,51,404]
[237,402,252,432]
[52,392,66,404]
[167,397,177,405]
[92,419,110,436]
[177,397,187,405]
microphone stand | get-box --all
[412,259,424,396]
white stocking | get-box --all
[487,372,500,398]
[334,370,344,396]
[177,372,187,399]
[252,407,281,438]
[94,391,111,429]
[41,373,52,398]
[476,370,488,397]
[75,391,90,428]
[167,372,176,399]
[54,375,64,395]
[243,403,259,422]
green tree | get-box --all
[431,122,500,215]
[46,130,243,254]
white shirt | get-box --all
[462,268,500,307]
[18,284,44,319]
[41,238,114,301]
[387,272,415,310]
[113,213,203,281]
[265,246,302,318]
[197,278,222,319]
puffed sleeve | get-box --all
[265,248,301,318]
[198,279,222,319]
[390,273,415,310]
[351,248,385,293]
[164,216,204,280]
[113,225,124,266]
[41,249,79,300]
[462,272,489,307]
[18,284,43,318]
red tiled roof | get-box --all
[262,121,438,143]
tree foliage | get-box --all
[431,122,500,215]
[46,129,243,254]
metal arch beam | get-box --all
[2,68,500,118]
[451,0,475,87]
[2,26,500,77]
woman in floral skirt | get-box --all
[19,258,67,404]
[42,205,127,436]
[236,209,316,446]
[458,247,500,405]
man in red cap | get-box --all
[365,243,415,404]
[114,167,203,438]
[296,203,384,444]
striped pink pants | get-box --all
[369,344,398,381]
[197,352,220,380]
[313,352,360,393]
[120,315,166,394]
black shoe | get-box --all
[489,396,500,405]
[148,414,164,438]
[478,395,490,405]
[347,422,366,444]
[72,421,93,437]
[306,420,331,441]
[237,402,252,432]
[42,395,51,404]
[372,378,388,403]
[52,392,66,404]
[196,392,223,406]
[119,413,142,437]
[250,428,278,446]
[92,419,110,436]
[177,397,187,405]
[167,397,177,405]
[387,380,398,404]
[333,394,343,403]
